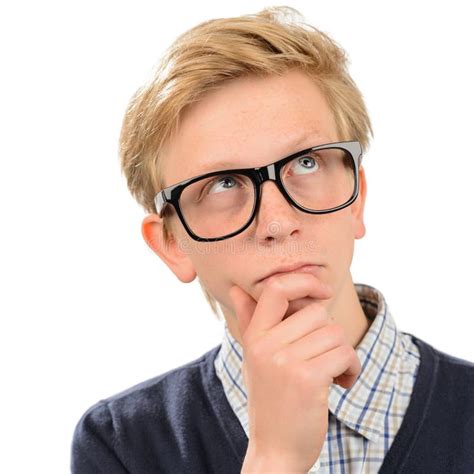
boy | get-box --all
[71,7,474,473]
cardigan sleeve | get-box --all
[71,401,128,474]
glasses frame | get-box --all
[154,140,363,242]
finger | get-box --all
[247,273,332,341]
[267,301,332,347]
[307,345,361,387]
[229,284,257,343]
[280,321,347,362]
[333,372,359,389]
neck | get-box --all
[329,273,370,348]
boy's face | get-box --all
[143,69,367,337]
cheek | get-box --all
[189,246,234,287]
[194,255,242,313]
[318,211,355,263]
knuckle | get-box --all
[339,344,355,360]
[265,277,285,293]
[272,350,290,369]
[247,341,266,361]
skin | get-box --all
[142,68,370,350]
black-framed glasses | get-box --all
[155,140,362,242]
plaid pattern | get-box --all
[214,283,421,473]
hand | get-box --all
[229,273,361,473]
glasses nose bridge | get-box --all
[254,162,277,185]
[253,162,292,208]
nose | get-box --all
[252,180,301,244]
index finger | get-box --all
[247,272,332,340]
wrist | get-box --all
[241,447,307,473]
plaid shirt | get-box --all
[214,283,421,473]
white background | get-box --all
[1,1,473,472]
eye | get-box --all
[290,155,320,175]
[200,174,245,196]
[207,175,239,194]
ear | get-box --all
[141,214,197,283]
[352,164,367,240]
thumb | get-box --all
[229,285,257,344]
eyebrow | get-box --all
[195,131,325,176]
[197,159,239,175]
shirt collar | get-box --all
[327,283,402,442]
[215,283,405,443]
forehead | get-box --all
[162,69,339,187]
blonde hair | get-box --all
[119,6,374,319]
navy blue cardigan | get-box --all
[71,334,474,473]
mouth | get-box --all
[257,264,323,284]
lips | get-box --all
[257,263,323,284]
